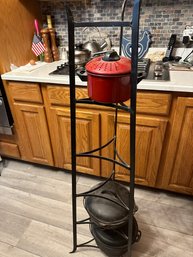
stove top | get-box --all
[49,63,69,75]
[49,59,150,79]
[138,58,150,77]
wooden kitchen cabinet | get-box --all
[100,91,170,186]
[0,130,21,159]
[159,96,193,194]
[101,112,168,186]
[3,80,193,195]
[42,85,100,175]
[6,82,54,166]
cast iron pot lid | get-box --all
[84,180,138,228]
[90,217,141,257]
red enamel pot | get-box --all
[85,51,131,103]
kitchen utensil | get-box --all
[90,217,141,257]
[58,46,67,60]
[49,28,59,61]
[85,50,131,103]
[83,40,107,55]
[76,57,149,83]
[82,27,109,55]
[41,28,53,63]
[87,30,112,51]
[84,180,138,229]
[67,43,91,66]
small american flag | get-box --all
[32,34,45,56]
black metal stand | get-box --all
[66,1,141,256]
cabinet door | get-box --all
[47,107,100,176]
[13,103,53,165]
[161,97,193,194]
[101,113,167,186]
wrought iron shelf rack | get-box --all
[66,1,141,256]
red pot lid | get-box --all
[86,51,131,75]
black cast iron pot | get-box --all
[84,180,138,229]
[90,217,141,257]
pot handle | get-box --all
[137,72,145,83]
[76,68,88,82]
[75,43,84,50]
[135,230,142,242]
[82,27,101,41]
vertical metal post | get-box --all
[128,0,141,256]
[66,6,77,253]
[112,107,118,179]
[119,0,128,56]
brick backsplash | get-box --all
[39,0,193,48]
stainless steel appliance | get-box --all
[49,58,151,79]
[183,49,193,65]
[0,77,13,135]
[146,62,170,81]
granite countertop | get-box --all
[2,60,193,93]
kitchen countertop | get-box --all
[2,60,193,93]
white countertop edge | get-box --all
[138,80,193,93]
[2,73,193,93]
[2,72,87,86]
[1,60,87,86]
[1,60,193,93]
[138,81,193,93]
[3,73,193,92]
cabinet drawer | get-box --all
[126,91,172,115]
[0,141,20,158]
[46,86,171,115]
[8,82,43,103]
[46,86,88,106]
